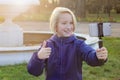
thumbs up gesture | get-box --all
[37,41,51,59]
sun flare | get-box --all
[0,0,40,5]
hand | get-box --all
[96,47,108,61]
[37,41,51,59]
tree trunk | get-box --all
[75,0,86,19]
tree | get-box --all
[75,0,86,18]
[59,0,74,9]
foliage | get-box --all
[0,0,120,22]
[13,7,120,23]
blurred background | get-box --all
[0,0,120,80]
[4,0,120,22]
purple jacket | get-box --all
[27,34,105,80]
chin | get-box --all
[63,34,72,37]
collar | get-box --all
[49,34,77,44]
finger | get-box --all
[102,51,108,54]
[46,55,50,58]
[96,48,102,52]
[101,47,107,51]
[44,52,51,56]
[46,50,52,53]
[100,53,108,58]
[45,47,51,50]
[100,53,107,57]
[97,48,107,53]
[44,49,51,53]
[99,55,107,60]
[96,50,101,53]
[99,49,108,54]
[42,41,47,48]
[45,53,51,58]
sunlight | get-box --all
[0,0,40,19]
[0,0,40,5]
[48,0,59,4]
[0,0,40,15]
[48,0,52,3]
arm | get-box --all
[27,51,45,76]
[78,41,107,66]
[27,41,51,76]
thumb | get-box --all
[42,41,47,48]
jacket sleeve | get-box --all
[78,41,106,66]
[27,50,45,76]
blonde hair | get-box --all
[50,7,77,33]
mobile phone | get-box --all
[89,23,111,37]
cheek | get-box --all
[72,26,74,31]
[56,24,63,31]
[58,28,64,33]
[56,26,62,33]
[71,25,74,31]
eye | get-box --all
[62,22,67,25]
[70,22,73,24]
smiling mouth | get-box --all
[64,29,72,33]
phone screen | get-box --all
[89,23,111,37]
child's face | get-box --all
[56,13,74,37]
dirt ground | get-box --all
[16,21,120,37]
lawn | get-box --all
[0,37,120,80]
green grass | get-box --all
[0,63,45,80]
[0,37,120,80]
[83,37,120,80]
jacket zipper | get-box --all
[60,39,63,80]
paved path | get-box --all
[16,21,120,37]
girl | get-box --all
[27,7,108,80]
